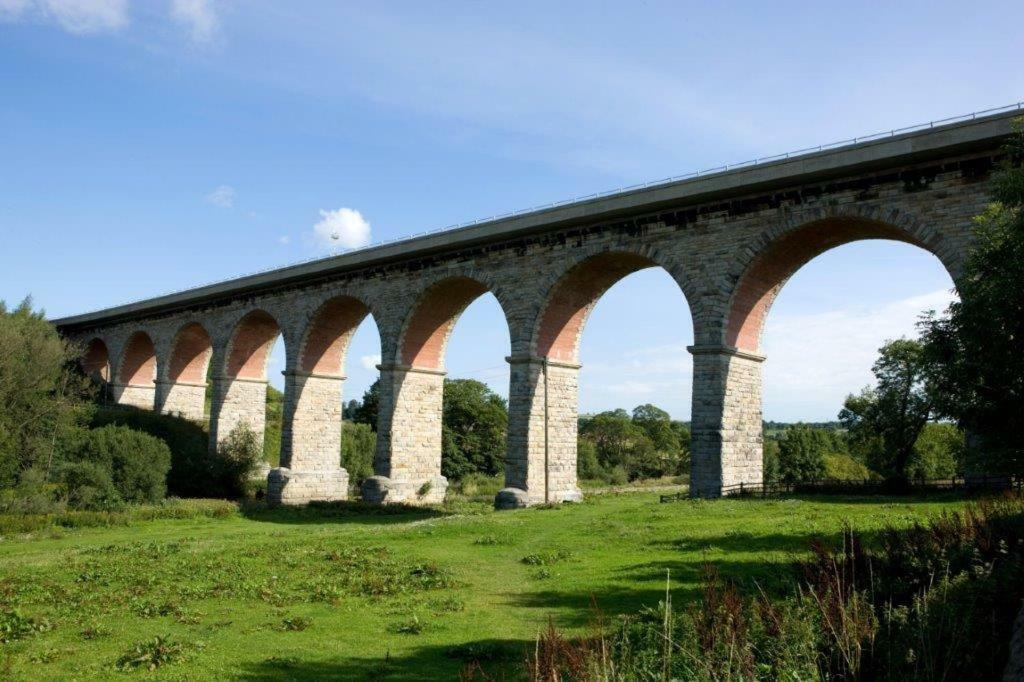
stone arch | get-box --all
[724,209,958,354]
[118,331,157,386]
[298,296,374,376]
[532,247,693,364]
[398,276,509,370]
[224,310,282,380]
[82,337,110,382]
[167,322,213,384]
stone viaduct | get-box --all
[54,108,1020,508]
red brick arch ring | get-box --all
[82,337,111,383]
[118,331,157,386]
[532,248,696,365]
[724,212,961,355]
[298,295,377,376]
[167,322,214,384]
[398,276,512,371]
[224,310,282,381]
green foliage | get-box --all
[907,422,964,479]
[578,404,689,482]
[777,425,829,484]
[840,339,933,480]
[91,407,209,497]
[823,453,872,481]
[115,635,184,671]
[57,460,119,510]
[64,424,171,506]
[0,297,92,489]
[350,379,380,428]
[263,385,284,465]
[0,609,51,643]
[93,407,264,499]
[0,498,235,536]
[441,379,507,480]
[920,121,1024,474]
[340,421,376,484]
[218,423,263,496]
[762,438,781,485]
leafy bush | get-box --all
[91,407,210,497]
[58,460,119,510]
[65,424,171,506]
[218,423,263,496]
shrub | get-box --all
[66,424,171,505]
[115,635,184,671]
[58,460,119,510]
[218,423,263,496]
[91,407,210,498]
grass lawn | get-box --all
[0,492,971,680]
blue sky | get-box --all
[2,1,1021,420]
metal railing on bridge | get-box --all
[71,101,1024,318]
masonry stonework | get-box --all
[272,371,349,505]
[56,112,1014,507]
[363,365,449,505]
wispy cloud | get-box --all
[204,184,234,208]
[312,208,371,251]
[277,235,290,245]
[170,0,217,43]
[762,289,956,419]
[0,0,128,34]
[359,354,380,371]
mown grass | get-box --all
[0,492,971,680]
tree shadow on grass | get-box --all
[239,500,452,526]
[233,638,530,681]
[508,524,891,629]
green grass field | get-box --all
[0,492,971,680]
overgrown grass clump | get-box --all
[0,497,236,536]
[520,495,1024,681]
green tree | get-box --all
[763,438,781,485]
[777,424,827,484]
[341,421,376,484]
[920,121,1024,473]
[576,438,603,480]
[440,379,508,480]
[907,422,964,479]
[839,339,933,480]
[351,380,380,429]
[0,297,92,488]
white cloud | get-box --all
[278,235,291,245]
[170,0,217,43]
[312,207,371,251]
[359,354,381,371]
[0,0,31,18]
[762,289,956,420]
[204,185,234,208]
[0,0,128,33]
